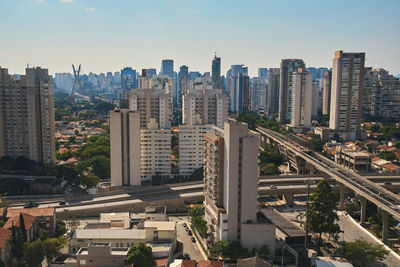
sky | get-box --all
[1,0,400,77]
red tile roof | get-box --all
[181,260,196,267]
[383,164,400,172]
[6,207,55,218]
[198,261,224,267]
[153,258,168,267]
[0,227,12,248]
[3,212,35,231]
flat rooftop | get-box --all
[262,209,305,237]
[73,228,146,240]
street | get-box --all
[171,217,206,261]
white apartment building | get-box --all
[192,76,213,90]
[140,119,171,180]
[290,68,312,131]
[329,51,365,141]
[182,89,228,128]
[179,120,213,177]
[110,107,141,187]
[251,77,267,112]
[204,121,275,251]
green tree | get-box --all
[191,216,208,238]
[19,213,27,241]
[124,242,154,267]
[260,163,280,175]
[377,151,396,161]
[308,134,324,152]
[209,240,230,257]
[308,179,339,246]
[258,245,271,260]
[42,237,66,265]
[23,239,45,267]
[79,174,99,188]
[336,240,388,267]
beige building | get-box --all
[140,119,171,180]
[204,121,275,251]
[322,70,332,115]
[128,88,170,129]
[335,146,371,172]
[76,243,128,267]
[329,51,365,141]
[182,89,228,128]
[0,67,56,164]
[289,68,312,131]
[179,121,213,176]
[110,105,141,187]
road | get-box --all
[171,217,206,261]
[337,212,400,267]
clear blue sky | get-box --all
[1,0,399,76]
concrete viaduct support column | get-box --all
[359,196,367,225]
[283,193,294,205]
[381,210,389,242]
[339,183,345,210]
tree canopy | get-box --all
[336,240,388,267]
[124,242,154,267]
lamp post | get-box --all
[305,178,310,250]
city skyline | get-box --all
[1,0,400,76]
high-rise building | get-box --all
[146,68,157,78]
[121,67,137,99]
[279,59,306,122]
[290,68,312,130]
[229,73,249,113]
[251,77,267,112]
[110,103,141,187]
[192,76,213,90]
[160,59,174,78]
[311,81,320,118]
[178,65,189,104]
[128,89,170,129]
[54,73,73,92]
[0,67,56,164]
[322,70,332,115]
[363,68,400,119]
[203,121,275,250]
[329,51,365,140]
[212,55,221,89]
[182,89,228,127]
[258,68,268,81]
[267,68,280,119]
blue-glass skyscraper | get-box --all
[161,59,174,78]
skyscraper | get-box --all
[212,55,221,89]
[322,70,332,115]
[329,51,365,140]
[251,77,267,112]
[121,67,137,98]
[146,68,157,78]
[258,68,268,80]
[0,67,56,164]
[279,59,306,122]
[229,73,249,113]
[203,121,276,249]
[178,65,189,105]
[290,68,312,129]
[160,59,174,78]
[267,68,280,119]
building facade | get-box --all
[160,59,174,78]
[251,77,267,112]
[329,51,365,140]
[279,59,306,122]
[0,67,56,164]
[267,68,280,119]
[212,55,221,89]
[322,70,332,115]
[229,73,250,114]
[290,68,312,130]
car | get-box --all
[183,222,187,227]
[270,185,277,189]
[191,237,196,243]
[384,181,392,186]
[59,201,67,205]
[183,253,190,259]
[188,230,193,236]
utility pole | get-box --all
[305,178,310,250]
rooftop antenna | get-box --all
[71,64,82,96]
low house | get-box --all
[6,208,56,236]
[0,227,12,264]
[3,212,36,241]
[382,164,400,173]
[75,242,128,267]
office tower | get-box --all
[0,67,56,164]
[307,67,328,81]
[251,77,267,112]
[212,55,221,89]
[179,119,213,176]
[178,65,189,104]
[110,102,141,187]
[322,70,332,115]
[128,89,170,129]
[160,59,174,78]
[279,59,306,122]
[229,73,249,113]
[258,68,268,80]
[146,68,157,78]
[121,67,137,98]
[329,51,365,140]
[363,68,400,119]
[203,121,275,249]
[114,71,121,84]
[311,81,320,118]
[290,68,312,129]
[189,71,201,83]
[138,69,150,89]
[182,89,228,127]
[140,118,171,180]
[192,76,213,90]
[267,68,280,119]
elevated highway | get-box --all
[257,126,400,240]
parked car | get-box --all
[59,201,67,205]
[191,237,196,243]
[270,185,277,189]
[188,230,193,236]
[384,181,392,186]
